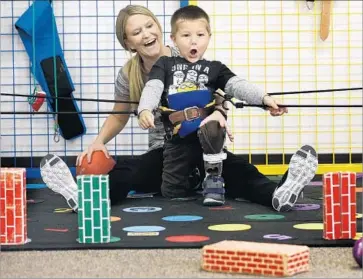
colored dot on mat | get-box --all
[293,223,324,230]
[309,181,323,186]
[44,228,69,232]
[54,208,73,213]
[122,207,162,213]
[356,213,362,219]
[208,224,251,231]
[162,215,203,222]
[110,216,121,222]
[122,226,165,232]
[27,199,45,204]
[165,235,210,243]
[235,198,251,202]
[244,214,285,220]
[354,233,362,240]
[263,234,293,241]
[209,206,233,210]
[292,204,320,211]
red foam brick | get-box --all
[0,168,28,245]
[323,172,356,240]
[202,240,310,277]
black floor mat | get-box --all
[2,185,362,251]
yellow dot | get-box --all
[54,208,73,213]
[356,213,362,219]
[208,224,251,232]
[110,216,121,222]
[293,223,324,230]
[353,233,362,240]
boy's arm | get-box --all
[137,57,167,115]
[224,76,266,105]
[138,80,164,114]
[216,63,266,105]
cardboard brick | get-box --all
[202,240,309,277]
[323,172,356,240]
[0,168,28,245]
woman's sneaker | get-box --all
[40,154,78,211]
[272,145,318,212]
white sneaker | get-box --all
[40,154,78,211]
[272,145,318,212]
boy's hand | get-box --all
[138,110,155,129]
[263,95,288,116]
[200,110,234,142]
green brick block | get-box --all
[76,174,112,244]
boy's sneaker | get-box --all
[272,145,318,212]
[202,175,225,206]
[40,154,78,211]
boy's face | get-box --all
[171,18,211,63]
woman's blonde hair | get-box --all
[116,5,162,104]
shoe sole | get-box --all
[203,197,225,206]
[272,145,318,212]
[40,154,78,211]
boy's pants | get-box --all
[161,133,204,198]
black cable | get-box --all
[1,111,138,115]
[1,103,361,116]
[268,87,362,96]
[1,86,361,115]
[0,92,139,104]
[1,86,361,104]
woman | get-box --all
[40,5,318,212]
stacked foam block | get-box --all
[202,240,309,277]
[0,168,28,245]
[77,174,111,243]
[323,172,356,240]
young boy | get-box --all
[137,5,287,205]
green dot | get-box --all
[244,214,285,220]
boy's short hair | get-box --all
[171,5,211,35]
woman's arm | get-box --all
[93,102,131,145]
[76,101,131,165]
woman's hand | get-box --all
[199,110,234,142]
[76,142,109,166]
[263,95,288,116]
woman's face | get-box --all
[124,14,163,58]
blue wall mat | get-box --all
[26,167,76,179]
[27,184,47,189]
[180,0,189,7]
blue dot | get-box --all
[122,226,165,232]
[162,215,203,222]
[122,207,162,213]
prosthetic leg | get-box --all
[198,121,227,206]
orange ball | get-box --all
[76,151,116,175]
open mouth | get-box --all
[144,39,156,47]
[190,49,198,56]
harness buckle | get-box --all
[183,106,200,121]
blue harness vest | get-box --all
[161,89,214,137]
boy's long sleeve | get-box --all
[137,79,164,114]
[224,76,266,105]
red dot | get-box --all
[165,235,210,243]
[44,228,69,232]
[209,206,233,210]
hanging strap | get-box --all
[15,0,86,140]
